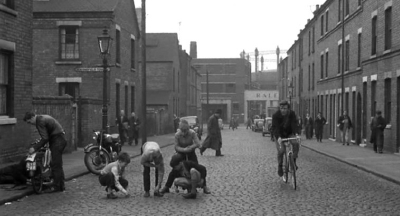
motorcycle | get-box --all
[26,142,53,194]
[84,128,121,175]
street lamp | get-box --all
[97,29,113,132]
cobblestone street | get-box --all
[1,127,400,216]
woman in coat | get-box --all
[200,109,223,156]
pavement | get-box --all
[0,133,175,206]
[1,130,400,206]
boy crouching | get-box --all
[99,152,130,199]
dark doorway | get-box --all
[356,92,362,144]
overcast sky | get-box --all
[134,0,326,70]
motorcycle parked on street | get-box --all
[26,142,53,194]
[84,128,121,175]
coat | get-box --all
[337,115,352,131]
[128,116,140,138]
[314,116,326,128]
[369,115,386,145]
[201,114,222,150]
[271,110,297,139]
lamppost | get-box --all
[97,29,113,132]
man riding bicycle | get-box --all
[271,100,300,177]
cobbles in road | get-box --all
[1,127,400,215]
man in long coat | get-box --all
[128,112,141,146]
[370,110,386,153]
[200,109,223,156]
[304,113,313,139]
[314,112,327,142]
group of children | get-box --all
[98,141,209,199]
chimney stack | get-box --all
[190,41,197,58]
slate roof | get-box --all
[145,33,179,62]
[146,91,171,105]
[33,0,120,12]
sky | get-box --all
[134,0,326,70]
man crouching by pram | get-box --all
[170,156,210,199]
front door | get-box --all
[356,92,362,144]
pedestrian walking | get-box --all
[128,112,141,146]
[337,110,353,145]
[116,110,129,145]
[99,152,130,199]
[246,118,252,129]
[369,111,387,153]
[304,113,314,139]
[314,112,327,142]
[173,114,180,132]
[141,141,165,197]
[200,109,224,156]
[296,116,303,136]
[23,111,67,193]
[229,117,236,131]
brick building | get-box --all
[145,33,201,134]
[32,0,141,146]
[191,44,252,123]
[0,0,33,163]
[280,0,400,153]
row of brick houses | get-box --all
[0,0,202,163]
[278,0,400,153]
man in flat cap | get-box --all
[200,109,224,156]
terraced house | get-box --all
[280,0,400,153]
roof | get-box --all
[146,91,171,105]
[33,0,120,12]
[145,33,180,62]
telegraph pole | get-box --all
[141,0,147,146]
[341,0,345,116]
[206,66,209,116]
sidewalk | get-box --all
[0,133,175,206]
[301,136,400,186]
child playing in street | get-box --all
[99,152,131,199]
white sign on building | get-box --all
[244,90,279,121]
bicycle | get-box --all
[279,136,301,190]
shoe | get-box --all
[143,191,150,197]
[200,148,205,156]
[203,186,211,194]
[154,190,164,197]
[182,193,196,199]
[160,187,170,194]
[107,193,118,199]
[379,151,383,154]
[43,186,61,193]
[278,166,283,177]
[216,154,224,157]
[347,143,349,146]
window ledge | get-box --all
[356,67,361,70]
[383,49,391,55]
[0,5,17,16]
[370,55,377,59]
[131,68,136,73]
[386,124,391,129]
[115,63,121,68]
[55,61,82,65]
[0,116,17,125]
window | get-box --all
[59,82,79,101]
[371,80,376,116]
[357,33,362,67]
[371,16,377,55]
[125,85,128,116]
[116,29,121,64]
[131,38,135,69]
[308,65,311,91]
[338,44,342,74]
[326,11,329,32]
[312,26,315,53]
[233,102,239,112]
[60,26,79,60]
[320,54,324,79]
[345,40,350,71]
[384,78,391,122]
[321,15,324,36]
[226,83,236,93]
[131,86,135,112]
[325,52,329,77]
[384,7,392,51]
[0,0,14,9]
[345,0,349,16]
[0,51,11,115]
[338,0,342,22]
[116,83,120,118]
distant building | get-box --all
[0,0,33,163]
[191,42,252,123]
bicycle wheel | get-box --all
[32,166,44,194]
[288,153,297,190]
[282,152,289,183]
